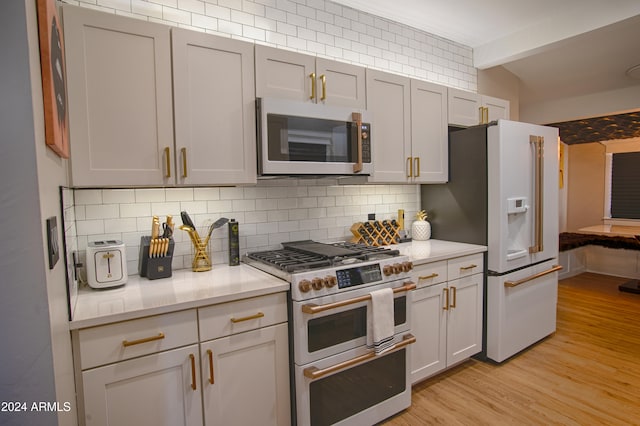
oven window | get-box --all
[307,297,407,353]
[309,348,406,426]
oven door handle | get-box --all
[301,281,415,314]
[303,333,416,380]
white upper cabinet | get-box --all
[366,70,448,183]
[255,45,366,108]
[448,88,510,127]
[410,80,448,183]
[63,6,174,186]
[63,5,256,186]
[172,29,256,185]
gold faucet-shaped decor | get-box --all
[180,225,212,272]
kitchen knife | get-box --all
[151,216,160,240]
[180,211,196,230]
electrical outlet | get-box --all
[46,216,59,269]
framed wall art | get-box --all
[37,0,69,158]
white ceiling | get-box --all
[331,0,640,114]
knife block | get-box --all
[138,236,175,280]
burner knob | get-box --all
[299,279,312,293]
[311,278,324,290]
[325,275,337,288]
[401,261,413,272]
[392,263,402,274]
[383,265,394,276]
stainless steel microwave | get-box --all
[256,98,372,176]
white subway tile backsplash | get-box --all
[151,202,182,216]
[85,204,119,219]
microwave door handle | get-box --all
[352,112,363,173]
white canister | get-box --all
[411,220,431,241]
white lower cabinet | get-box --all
[74,293,290,426]
[200,324,290,426]
[410,254,484,384]
[82,344,203,426]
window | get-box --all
[606,151,640,220]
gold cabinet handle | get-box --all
[303,282,415,314]
[414,157,420,177]
[230,312,264,323]
[164,147,171,178]
[207,349,214,384]
[122,332,165,347]
[309,72,316,100]
[460,264,477,271]
[484,107,489,123]
[443,288,449,311]
[505,265,563,288]
[418,273,439,281]
[320,74,326,101]
[181,147,187,178]
[352,112,363,173]
[479,106,484,124]
[189,354,197,390]
[407,157,413,178]
[451,286,457,308]
[303,334,416,379]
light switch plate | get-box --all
[46,216,59,269]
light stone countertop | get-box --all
[70,239,486,330]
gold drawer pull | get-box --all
[230,312,264,323]
[418,273,439,281]
[122,332,165,347]
[460,264,477,271]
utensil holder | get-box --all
[138,236,174,280]
[181,226,212,272]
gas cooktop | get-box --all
[244,240,401,274]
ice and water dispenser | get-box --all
[506,196,530,260]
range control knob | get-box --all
[299,279,312,293]
[383,265,394,276]
[392,263,402,274]
[401,261,414,272]
[311,278,324,290]
[325,275,337,288]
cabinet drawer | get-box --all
[199,292,287,341]
[77,309,198,370]
[448,253,484,280]
[412,260,447,288]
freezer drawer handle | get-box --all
[303,333,416,379]
[301,282,415,314]
[504,265,563,288]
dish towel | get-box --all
[367,288,395,355]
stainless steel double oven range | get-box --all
[245,240,416,426]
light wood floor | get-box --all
[384,273,640,425]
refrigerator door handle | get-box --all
[529,136,544,254]
[504,264,562,287]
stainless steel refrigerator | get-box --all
[421,119,561,362]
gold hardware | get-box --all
[303,334,416,379]
[302,282,415,314]
[320,74,326,101]
[529,136,544,253]
[122,332,165,347]
[230,312,265,323]
[414,157,420,177]
[310,72,316,100]
[207,349,214,384]
[504,265,563,288]
[164,147,171,178]
[479,106,484,124]
[418,273,439,281]
[407,157,413,178]
[484,107,489,123]
[181,147,187,178]
[189,354,197,390]
[102,253,115,259]
[460,264,477,271]
[443,288,449,310]
[451,286,457,308]
[352,112,363,173]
